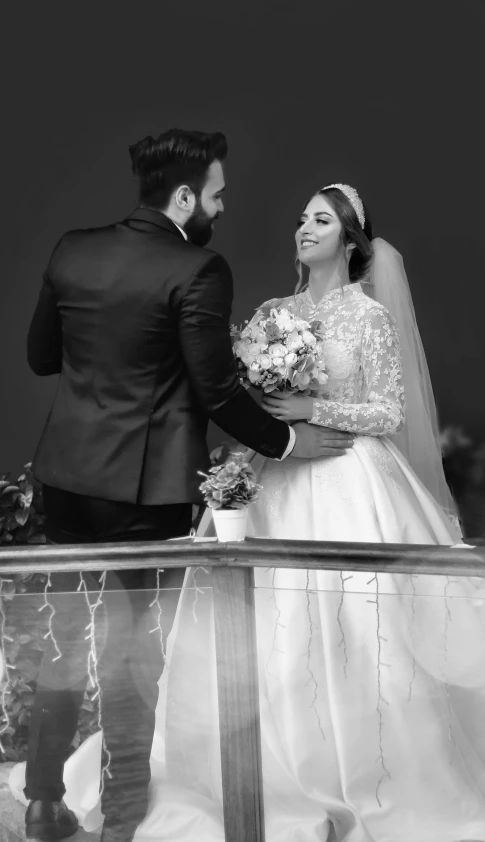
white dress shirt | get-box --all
[173,221,188,240]
[280,426,296,459]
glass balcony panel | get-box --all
[254,569,485,841]
[0,569,225,841]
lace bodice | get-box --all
[259,283,405,436]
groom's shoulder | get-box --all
[48,222,118,252]
[178,244,232,281]
[47,224,232,279]
[44,225,96,265]
[196,246,231,272]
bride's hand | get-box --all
[261,391,314,421]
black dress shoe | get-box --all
[25,799,78,840]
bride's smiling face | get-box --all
[295,194,344,267]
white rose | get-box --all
[272,357,284,367]
[317,370,329,385]
[272,306,290,319]
[258,354,272,370]
[269,343,287,358]
[302,330,317,347]
[249,360,261,372]
[286,331,304,352]
[248,369,262,384]
[284,352,298,366]
[234,341,252,365]
[274,308,295,332]
[253,328,268,345]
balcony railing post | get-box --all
[212,563,265,842]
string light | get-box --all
[190,566,210,625]
[148,569,167,662]
[265,569,285,681]
[38,572,62,662]
[367,574,391,807]
[337,571,353,679]
[407,574,417,702]
[444,576,457,753]
[78,571,112,794]
[305,571,326,742]
[0,579,14,753]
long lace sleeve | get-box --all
[310,306,405,435]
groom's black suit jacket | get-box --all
[27,207,291,505]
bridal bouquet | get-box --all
[232,303,328,394]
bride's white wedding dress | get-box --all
[10,283,485,840]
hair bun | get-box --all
[129,135,157,175]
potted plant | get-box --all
[198,452,262,541]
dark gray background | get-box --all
[1,1,483,473]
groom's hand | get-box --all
[291,422,354,459]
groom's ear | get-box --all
[175,185,196,214]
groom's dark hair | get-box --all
[129,129,228,209]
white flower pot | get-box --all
[211,507,249,542]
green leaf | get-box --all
[0,485,21,500]
[17,708,31,726]
[15,507,30,527]
[16,682,33,693]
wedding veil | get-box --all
[367,237,458,523]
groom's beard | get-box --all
[184,199,219,247]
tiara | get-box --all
[322,183,365,229]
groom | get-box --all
[25,128,353,841]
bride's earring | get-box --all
[346,243,356,262]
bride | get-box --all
[10,184,485,841]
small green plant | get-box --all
[199,451,262,510]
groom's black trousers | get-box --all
[25,485,192,831]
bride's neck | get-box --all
[308,255,351,304]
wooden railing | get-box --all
[1,537,485,842]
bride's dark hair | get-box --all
[295,186,374,294]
